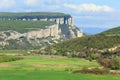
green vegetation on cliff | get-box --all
[0,12,71,19]
[0,20,55,33]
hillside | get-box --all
[44,34,120,53]
[0,12,83,50]
[41,26,120,57]
[101,26,120,35]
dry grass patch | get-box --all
[0,64,12,68]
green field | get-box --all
[0,55,99,71]
[0,71,120,80]
[0,51,120,80]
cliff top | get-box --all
[0,20,56,33]
[0,12,71,19]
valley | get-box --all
[0,12,120,80]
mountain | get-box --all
[40,26,120,57]
[0,12,83,50]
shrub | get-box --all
[73,68,109,75]
[98,56,120,70]
[109,57,120,70]
[98,57,110,68]
[0,55,23,62]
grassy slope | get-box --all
[42,26,120,56]
[102,26,120,35]
[48,34,120,53]
[0,20,55,33]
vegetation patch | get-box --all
[73,67,110,75]
[0,20,56,33]
[0,64,12,68]
[102,26,120,35]
[0,55,23,62]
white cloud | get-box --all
[24,0,39,6]
[0,0,16,8]
[24,0,64,6]
[64,4,114,13]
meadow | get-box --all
[0,50,120,80]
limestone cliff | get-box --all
[0,12,83,49]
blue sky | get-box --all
[0,0,120,34]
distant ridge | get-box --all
[101,26,120,35]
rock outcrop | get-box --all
[0,12,83,49]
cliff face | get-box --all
[0,24,59,40]
[0,12,83,49]
[20,17,73,25]
[26,24,59,39]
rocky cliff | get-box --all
[0,12,83,49]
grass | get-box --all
[0,51,119,80]
[0,55,99,71]
[0,50,27,55]
[0,71,120,80]
[0,55,23,62]
[0,20,56,33]
[102,26,120,35]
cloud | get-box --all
[0,0,16,8]
[24,0,65,6]
[24,0,39,6]
[64,3,114,13]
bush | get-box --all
[98,57,110,68]
[109,57,120,70]
[73,68,109,75]
[98,56,120,70]
[0,55,23,62]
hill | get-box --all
[43,34,120,53]
[40,26,120,58]
[101,26,120,35]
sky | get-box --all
[0,0,120,34]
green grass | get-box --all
[0,50,27,55]
[0,55,23,62]
[0,20,56,33]
[0,56,99,71]
[102,26,120,35]
[0,71,120,80]
[0,50,118,80]
[0,54,119,80]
